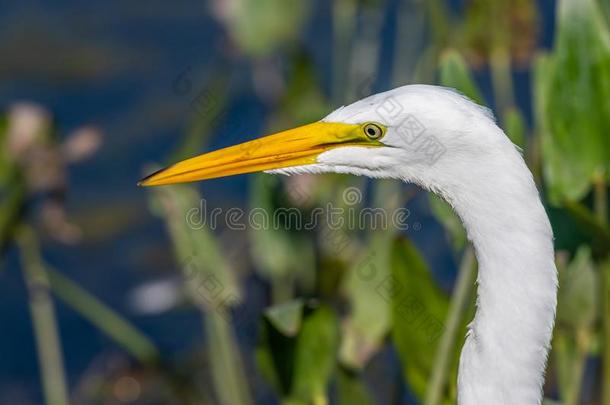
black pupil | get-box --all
[367,127,377,136]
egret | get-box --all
[140,85,557,405]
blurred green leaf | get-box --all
[425,247,476,405]
[257,304,339,404]
[170,69,231,162]
[602,0,610,29]
[273,51,329,126]
[0,115,8,176]
[461,0,538,112]
[255,332,284,394]
[17,227,70,405]
[337,367,374,405]
[503,107,526,149]
[47,268,160,364]
[215,0,312,57]
[533,52,584,204]
[538,0,610,203]
[290,306,339,404]
[249,175,296,280]
[390,237,452,401]
[256,316,297,396]
[428,194,467,253]
[438,50,484,105]
[340,180,402,369]
[151,185,241,308]
[462,0,538,66]
[206,312,253,405]
[339,232,392,369]
[264,299,305,337]
[424,0,452,47]
[0,171,25,253]
[554,324,591,404]
[553,247,599,405]
[557,246,598,330]
[332,0,358,104]
[561,200,610,258]
[149,185,251,405]
[0,115,25,254]
[249,174,316,302]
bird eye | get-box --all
[363,123,384,140]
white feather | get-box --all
[269,84,557,405]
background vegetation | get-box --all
[0,0,609,404]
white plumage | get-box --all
[271,85,558,404]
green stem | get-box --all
[272,273,294,305]
[170,70,231,163]
[594,173,610,404]
[0,169,25,253]
[424,0,450,45]
[528,128,543,185]
[17,228,69,405]
[332,0,357,104]
[601,259,610,405]
[424,246,476,405]
[151,187,252,405]
[46,268,160,365]
[205,312,252,405]
[490,45,515,120]
[594,174,608,224]
[555,330,589,405]
[570,331,590,405]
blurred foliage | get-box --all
[554,247,599,405]
[150,184,241,308]
[257,302,339,404]
[462,0,538,67]
[503,107,527,149]
[390,237,450,401]
[249,174,317,302]
[340,180,403,370]
[538,0,610,204]
[438,50,484,104]
[211,0,312,57]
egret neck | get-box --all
[440,129,557,404]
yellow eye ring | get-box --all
[363,123,384,140]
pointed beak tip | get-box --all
[138,166,169,187]
[137,175,154,187]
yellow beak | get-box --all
[139,121,383,186]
